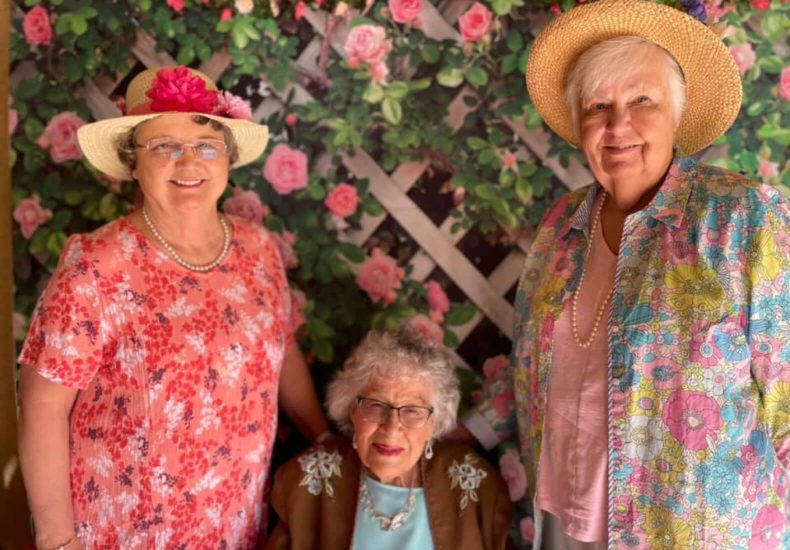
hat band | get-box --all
[127,101,217,116]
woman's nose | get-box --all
[607,105,631,133]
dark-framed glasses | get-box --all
[135,138,227,161]
[355,396,434,429]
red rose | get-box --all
[146,67,218,114]
[23,6,52,46]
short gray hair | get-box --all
[565,36,687,139]
[115,115,239,178]
[326,330,460,440]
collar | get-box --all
[557,155,697,241]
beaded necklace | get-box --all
[358,466,419,532]
[142,207,231,272]
[571,192,614,348]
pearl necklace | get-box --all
[358,467,418,532]
[571,192,614,349]
[142,207,231,272]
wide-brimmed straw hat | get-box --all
[77,66,269,180]
[526,0,742,154]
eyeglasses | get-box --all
[355,396,434,429]
[135,138,227,161]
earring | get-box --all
[424,441,434,460]
[352,433,358,449]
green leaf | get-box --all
[446,302,476,326]
[409,78,432,91]
[491,0,511,15]
[516,178,533,203]
[231,22,250,49]
[338,242,365,263]
[761,12,786,42]
[46,231,68,256]
[50,209,73,231]
[70,15,88,35]
[312,339,334,363]
[362,83,385,103]
[306,182,326,200]
[29,227,50,255]
[381,97,403,125]
[385,81,409,100]
[436,67,464,88]
[98,193,119,220]
[443,329,459,348]
[466,137,488,150]
[15,78,43,100]
[746,101,766,117]
[465,67,489,87]
[421,44,440,64]
[55,14,72,36]
[501,54,519,75]
[505,30,524,52]
[759,55,784,75]
[473,184,496,200]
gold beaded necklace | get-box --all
[571,192,614,349]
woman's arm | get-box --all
[18,365,80,549]
[278,346,330,442]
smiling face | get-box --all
[132,114,230,214]
[579,51,680,213]
[351,374,436,486]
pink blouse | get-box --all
[535,197,614,543]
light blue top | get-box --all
[352,474,434,550]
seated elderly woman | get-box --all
[457,1,790,548]
[266,329,512,549]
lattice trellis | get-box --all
[10,0,596,368]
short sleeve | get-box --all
[18,234,108,390]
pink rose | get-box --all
[13,312,26,341]
[369,61,389,84]
[483,355,509,380]
[751,0,770,9]
[23,6,52,46]
[216,91,253,120]
[263,144,309,195]
[458,2,493,43]
[662,390,722,451]
[222,187,269,223]
[146,66,218,114]
[13,196,53,239]
[758,159,779,180]
[36,112,85,163]
[274,231,299,269]
[295,1,307,21]
[167,0,185,11]
[345,25,391,65]
[325,182,359,218]
[220,8,233,21]
[424,280,450,321]
[289,288,307,333]
[285,113,298,126]
[356,248,404,304]
[406,314,444,343]
[388,0,423,24]
[749,506,783,549]
[780,67,790,102]
[730,43,756,74]
[519,518,535,542]
[9,108,18,136]
[499,449,527,501]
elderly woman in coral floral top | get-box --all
[17,66,330,549]
[456,1,789,549]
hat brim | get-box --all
[77,113,269,180]
[526,0,742,154]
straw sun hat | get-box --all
[77,66,269,180]
[526,0,742,154]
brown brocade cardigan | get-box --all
[264,439,514,550]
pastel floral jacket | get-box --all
[472,157,790,549]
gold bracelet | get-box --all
[44,533,78,550]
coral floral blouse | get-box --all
[19,215,294,549]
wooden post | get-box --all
[0,1,34,547]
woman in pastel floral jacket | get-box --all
[457,1,789,549]
[266,330,512,550]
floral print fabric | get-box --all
[475,157,790,549]
[19,216,294,548]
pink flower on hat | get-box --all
[14,196,53,239]
[324,182,359,218]
[458,2,493,43]
[23,6,52,46]
[406,314,444,343]
[222,187,269,223]
[345,25,391,66]
[263,144,309,195]
[216,91,253,120]
[36,112,85,163]
[388,0,423,24]
[729,43,756,74]
[780,66,790,102]
[147,66,218,114]
[356,248,404,304]
[499,449,527,501]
